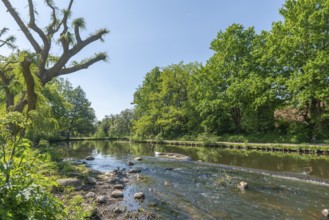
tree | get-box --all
[194,24,281,135]
[44,79,96,139]
[95,109,135,138]
[196,24,256,134]
[269,0,329,139]
[133,63,199,138]
[133,67,162,137]
[1,0,108,112]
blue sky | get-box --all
[0,1,285,119]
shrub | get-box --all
[0,112,65,219]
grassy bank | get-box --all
[131,139,329,155]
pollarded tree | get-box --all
[1,0,108,112]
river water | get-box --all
[54,141,329,219]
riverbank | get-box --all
[52,137,329,155]
[134,140,329,155]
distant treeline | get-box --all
[97,0,329,143]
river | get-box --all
[53,141,329,219]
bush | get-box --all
[0,112,65,219]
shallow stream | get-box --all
[54,141,329,219]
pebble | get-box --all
[85,192,96,198]
[96,195,106,203]
[114,207,123,214]
[114,184,124,190]
[106,177,120,184]
[120,177,129,183]
[86,176,97,185]
[111,190,124,198]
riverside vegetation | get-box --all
[1,0,329,219]
[96,0,329,145]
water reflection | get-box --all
[52,141,329,219]
[53,141,329,179]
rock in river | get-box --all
[237,181,248,190]
[322,209,329,217]
[134,157,143,161]
[134,192,145,200]
[128,169,141,174]
[111,190,124,198]
[85,156,95,160]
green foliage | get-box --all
[133,62,200,139]
[0,112,65,219]
[43,78,96,139]
[64,194,94,219]
[95,108,135,138]
[269,0,329,137]
[130,0,329,143]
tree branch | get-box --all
[44,28,109,83]
[1,0,41,53]
[56,53,108,77]
[27,0,51,75]
[45,0,58,35]
[70,29,109,57]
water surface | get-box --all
[54,141,329,219]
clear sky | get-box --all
[0,0,286,120]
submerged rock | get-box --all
[134,192,145,200]
[164,181,172,187]
[128,161,134,166]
